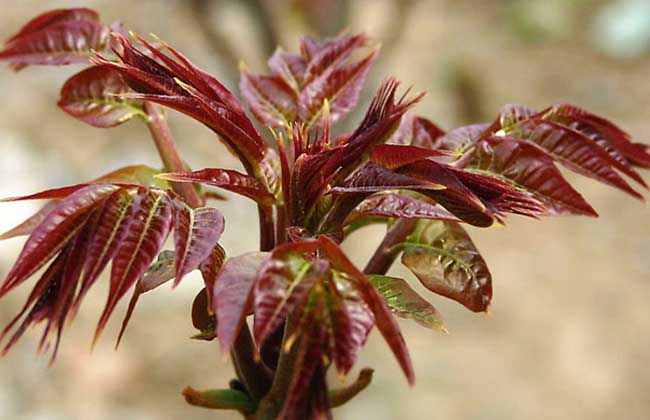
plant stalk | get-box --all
[144,101,270,407]
[144,102,202,209]
[364,218,417,275]
[232,323,272,402]
[255,314,299,419]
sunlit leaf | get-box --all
[0,200,60,240]
[0,18,110,70]
[160,168,275,204]
[298,48,378,127]
[58,66,145,127]
[508,118,643,199]
[91,165,170,189]
[468,136,597,216]
[240,71,297,127]
[95,190,173,341]
[0,184,118,297]
[368,275,446,331]
[172,200,224,287]
[399,220,492,312]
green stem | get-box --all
[143,102,202,209]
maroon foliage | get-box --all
[1,8,649,419]
[0,8,110,70]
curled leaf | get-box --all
[399,220,492,312]
[58,66,145,127]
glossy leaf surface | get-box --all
[507,118,643,199]
[0,12,110,70]
[213,252,268,352]
[0,181,224,355]
[160,168,275,204]
[400,220,492,312]
[58,66,145,127]
[172,202,224,286]
[469,136,597,216]
[368,274,446,331]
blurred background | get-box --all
[1,0,650,419]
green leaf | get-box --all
[92,165,170,189]
[368,274,447,332]
[182,386,255,412]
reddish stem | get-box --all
[144,102,202,209]
[364,218,417,275]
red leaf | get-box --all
[0,200,60,240]
[335,78,424,175]
[400,220,492,312]
[448,168,546,220]
[396,160,495,227]
[370,144,448,169]
[267,50,306,90]
[301,34,367,85]
[346,193,460,224]
[1,252,66,356]
[470,137,597,216]
[0,184,118,298]
[331,162,445,194]
[172,200,224,287]
[160,168,275,204]
[240,71,297,127]
[7,8,99,43]
[317,236,414,384]
[434,123,490,153]
[326,276,374,376]
[199,244,227,311]
[117,250,176,346]
[0,20,110,70]
[72,188,136,314]
[58,66,145,128]
[388,115,446,149]
[496,104,537,129]
[538,103,650,174]
[254,258,330,345]
[510,118,643,199]
[94,34,267,173]
[214,252,269,353]
[279,320,329,419]
[412,117,446,149]
[95,190,173,342]
[0,185,91,202]
[298,48,378,127]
